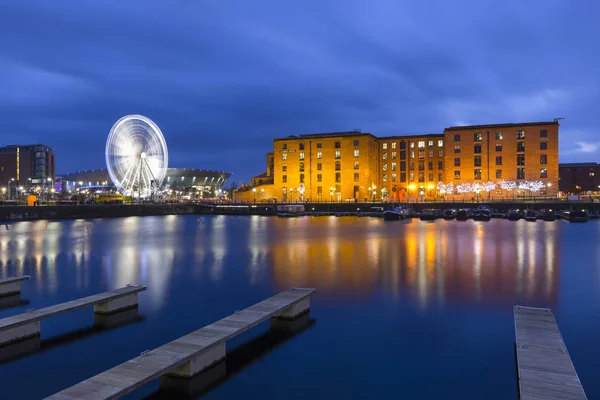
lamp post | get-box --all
[329,187,334,202]
[546,183,552,201]
[372,185,376,202]
[8,178,15,200]
[261,188,264,202]
[252,188,256,203]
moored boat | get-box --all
[525,210,538,222]
[472,208,492,221]
[559,210,589,223]
[276,204,305,217]
[443,209,456,220]
[419,209,438,221]
[382,206,409,221]
[541,209,556,221]
[456,209,469,221]
[507,209,521,221]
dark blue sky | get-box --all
[1,1,598,184]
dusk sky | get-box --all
[1,0,598,184]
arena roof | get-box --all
[58,168,231,187]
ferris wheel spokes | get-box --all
[105,115,169,199]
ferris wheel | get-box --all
[105,115,169,198]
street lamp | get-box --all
[329,187,334,202]
[252,188,256,203]
[261,188,264,202]
[8,178,15,200]
[427,183,435,197]
[546,183,552,201]
[372,185,377,201]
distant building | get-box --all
[559,162,600,193]
[58,167,231,198]
[0,144,55,186]
[235,120,560,202]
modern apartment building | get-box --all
[0,144,55,186]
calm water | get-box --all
[1,215,600,399]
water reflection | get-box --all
[271,218,559,307]
[0,216,560,310]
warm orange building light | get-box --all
[234,121,559,202]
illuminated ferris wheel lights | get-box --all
[105,115,168,198]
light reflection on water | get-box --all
[269,218,558,307]
[1,215,599,399]
[0,216,561,308]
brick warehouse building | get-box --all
[234,120,560,202]
[444,122,559,196]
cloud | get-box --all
[0,0,599,180]
[574,142,600,153]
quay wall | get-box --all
[0,204,212,222]
[1,201,600,222]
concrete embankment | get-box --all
[2,201,599,222]
[0,204,212,222]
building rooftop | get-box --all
[559,162,599,167]
[275,131,376,141]
[445,121,559,131]
[378,133,443,140]
[0,144,54,153]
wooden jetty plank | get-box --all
[0,275,31,297]
[45,287,316,400]
[0,275,31,285]
[0,285,146,331]
[514,305,587,400]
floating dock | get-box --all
[0,285,146,347]
[514,306,587,400]
[0,276,30,298]
[45,287,316,400]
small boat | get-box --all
[382,206,409,221]
[559,210,589,223]
[443,209,456,220]
[541,209,556,222]
[456,209,469,221]
[419,209,437,221]
[472,208,492,221]
[507,209,521,221]
[276,204,305,217]
[525,210,538,222]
